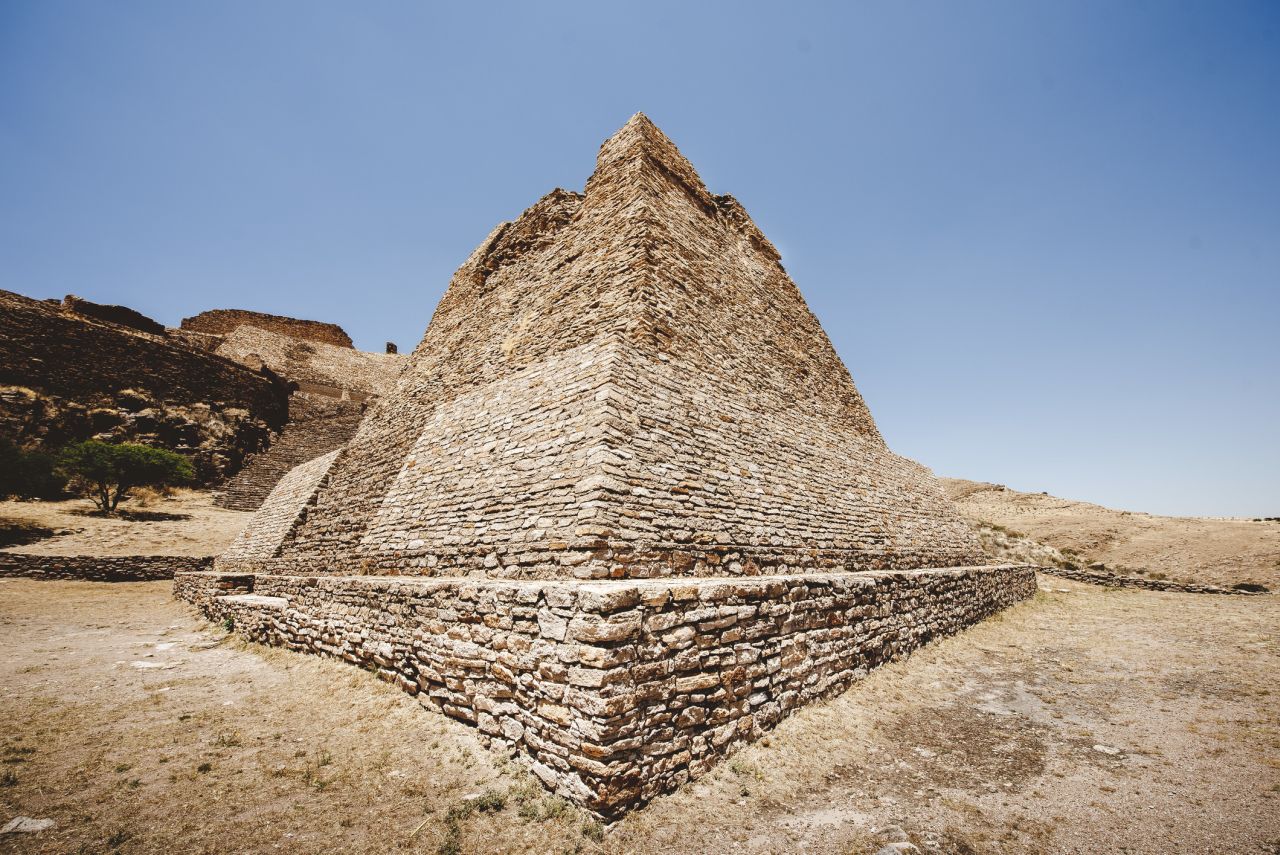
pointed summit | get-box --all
[588,113,715,210]
[221,116,982,580]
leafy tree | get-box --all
[0,438,66,500]
[57,441,193,513]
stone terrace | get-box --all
[178,564,1034,818]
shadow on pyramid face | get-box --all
[178,114,1034,818]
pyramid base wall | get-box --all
[174,565,1035,817]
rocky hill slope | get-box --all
[944,478,1278,589]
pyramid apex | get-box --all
[600,111,662,149]
[591,112,713,207]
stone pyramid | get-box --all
[191,115,1030,818]
[224,113,983,577]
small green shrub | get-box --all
[582,818,604,842]
[438,789,507,854]
[57,440,193,512]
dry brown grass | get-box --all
[944,478,1280,588]
[0,490,250,557]
[0,578,1276,854]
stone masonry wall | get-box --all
[61,295,166,336]
[220,449,340,561]
[215,395,364,510]
[213,325,404,400]
[1,553,211,581]
[181,309,354,349]
[176,564,1036,817]
[1037,564,1266,595]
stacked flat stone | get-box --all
[1,554,211,581]
[213,325,405,401]
[215,396,367,511]
[178,114,1034,817]
[180,309,355,349]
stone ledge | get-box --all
[0,553,211,582]
[175,564,1035,817]
[1037,565,1268,595]
[216,594,288,609]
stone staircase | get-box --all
[215,393,365,511]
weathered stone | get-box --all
[181,308,355,349]
[175,115,1039,821]
[0,817,55,835]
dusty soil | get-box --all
[944,478,1280,589]
[0,491,250,557]
[1,578,1275,854]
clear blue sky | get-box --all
[2,1,1277,517]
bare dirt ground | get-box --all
[944,478,1280,589]
[0,491,250,556]
[1,578,1275,855]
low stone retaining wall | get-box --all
[0,554,212,582]
[1037,565,1267,595]
[175,564,1035,817]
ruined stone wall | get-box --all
[220,449,339,557]
[214,397,360,511]
[0,289,289,480]
[1,553,211,581]
[176,564,1036,817]
[181,309,354,349]
[61,295,167,336]
[1037,565,1265,595]
[164,328,223,353]
[213,325,403,399]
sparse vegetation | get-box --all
[582,818,605,842]
[438,789,508,855]
[57,440,194,513]
[946,477,1280,588]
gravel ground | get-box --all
[0,577,1275,854]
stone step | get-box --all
[215,593,287,610]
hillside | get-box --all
[943,478,1279,589]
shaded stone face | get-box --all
[61,294,166,336]
[0,288,289,481]
[223,113,984,580]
